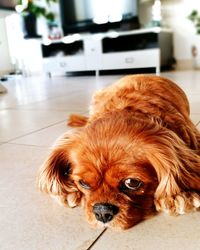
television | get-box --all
[60,0,140,35]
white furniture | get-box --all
[0,12,14,76]
[41,27,173,76]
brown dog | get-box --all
[38,75,200,229]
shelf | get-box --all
[102,32,159,53]
[41,40,84,58]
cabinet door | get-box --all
[101,49,160,70]
[43,56,86,74]
[84,39,102,70]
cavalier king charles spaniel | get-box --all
[38,75,200,229]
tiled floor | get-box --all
[0,71,200,250]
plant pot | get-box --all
[191,35,200,69]
[21,13,41,39]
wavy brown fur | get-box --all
[38,75,200,229]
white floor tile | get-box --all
[190,113,200,125]
[0,143,104,250]
[10,121,70,147]
[0,109,68,142]
[0,71,200,249]
[17,94,91,113]
[163,71,200,95]
[91,213,200,250]
[0,75,118,109]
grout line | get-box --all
[196,121,200,127]
[86,228,107,250]
[5,142,50,149]
[0,111,88,146]
[0,106,87,113]
[0,141,7,146]
[5,119,67,143]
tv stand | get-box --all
[41,28,173,76]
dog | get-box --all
[37,75,200,230]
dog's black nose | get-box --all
[93,203,119,223]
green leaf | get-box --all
[45,12,55,21]
[188,10,199,22]
[18,0,57,21]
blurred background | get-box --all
[0,0,200,77]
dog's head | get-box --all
[38,111,200,229]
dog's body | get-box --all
[38,75,200,229]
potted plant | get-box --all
[188,10,200,34]
[188,10,200,69]
[16,0,57,39]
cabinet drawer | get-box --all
[58,56,86,71]
[102,49,159,70]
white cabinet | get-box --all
[41,28,173,76]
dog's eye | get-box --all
[121,178,143,191]
[78,180,91,190]
[62,164,71,177]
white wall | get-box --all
[162,0,200,61]
[2,0,199,73]
[139,0,200,66]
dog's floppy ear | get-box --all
[144,128,200,214]
[37,132,82,207]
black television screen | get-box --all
[0,0,16,10]
[60,0,139,35]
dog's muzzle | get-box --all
[93,203,119,223]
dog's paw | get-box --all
[51,192,82,208]
[66,192,82,207]
[155,192,200,215]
